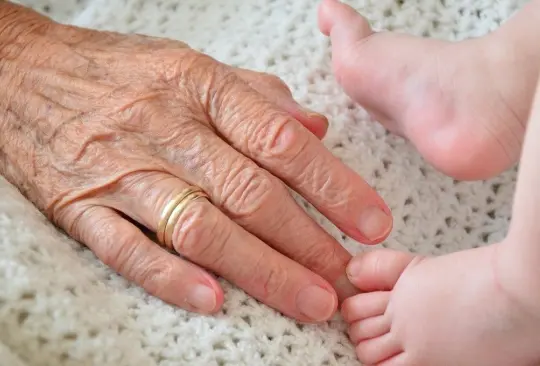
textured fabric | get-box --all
[0,0,525,365]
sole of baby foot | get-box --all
[319,0,538,180]
[341,245,540,365]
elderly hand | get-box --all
[0,3,392,322]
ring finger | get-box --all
[110,171,339,323]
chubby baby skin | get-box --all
[319,0,540,181]
[318,0,540,365]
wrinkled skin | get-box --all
[0,3,392,322]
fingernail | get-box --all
[187,284,216,313]
[296,285,336,322]
[357,206,392,242]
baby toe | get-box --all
[377,352,409,366]
[349,315,391,344]
[341,291,390,323]
[356,332,403,365]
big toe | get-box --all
[347,249,415,292]
[318,0,372,43]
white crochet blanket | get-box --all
[0,0,525,365]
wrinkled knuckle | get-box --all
[136,257,177,297]
[297,165,351,210]
[316,171,341,201]
[298,241,343,276]
[172,201,229,262]
[99,226,139,269]
[77,211,117,266]
[209,68,241,107]
[259,264,289,301]
[256,115,309,164]
[220,164,277,219]
[60,205,97,240]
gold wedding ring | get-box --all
[157,186,210,250]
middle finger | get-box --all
[210,78,393,245]
[158,125,358,299]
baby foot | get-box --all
[341,245,540,365]
[318,0,540,180]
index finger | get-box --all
[213,82,392,244]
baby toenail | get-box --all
[357,206,392,242]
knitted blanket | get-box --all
[0,0,525,365]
